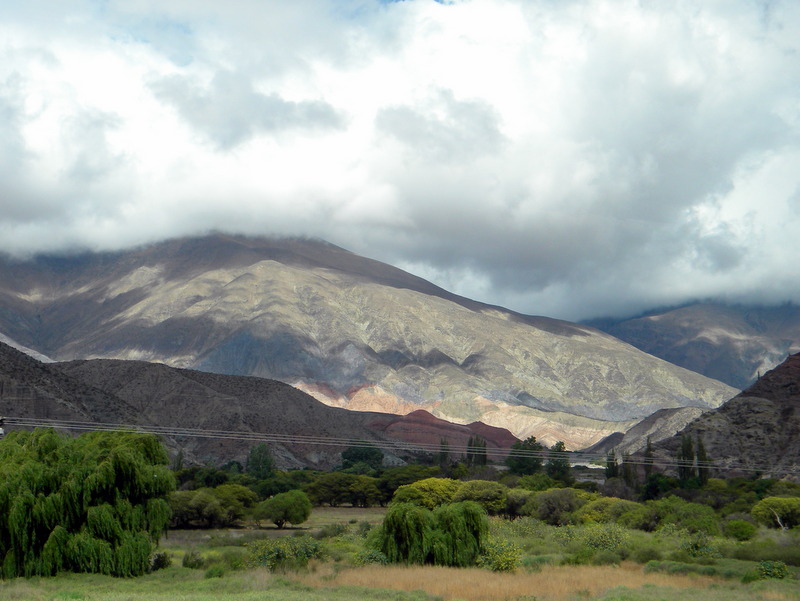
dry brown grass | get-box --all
[296,562,721,601]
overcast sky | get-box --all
[1,0,799,321]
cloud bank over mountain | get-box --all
[1,0,799,320]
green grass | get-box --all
[0,569,440,601]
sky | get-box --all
[1,0,799,321]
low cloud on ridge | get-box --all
[1,0,799,321]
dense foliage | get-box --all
[254,489,312,528]
[0,429,174,578]
[377,501,488,567]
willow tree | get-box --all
[0,429,175,579]
[378,501,488,567]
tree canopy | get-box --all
[0,429,175,578]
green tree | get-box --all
[452,480,508,516]
[392,478,461,509]
[304,472,358,506]
[341,444,384,472]
[545,441,573,485]
[677,434,696,486]
[246,443,274,480]
[605,450,619,479]
[377,501,488,567]
[0,429,174,578]
[643,437,655,477]
[255,490,312,529]
[696,435,712,485]
[465,436,488,467]
[751,497,800,530]
[505,436,544,475]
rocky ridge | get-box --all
[0,234,737,448]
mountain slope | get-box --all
[586,303,800,389]
[0,234,737,448]
[650,353,800,478]
[0,341,517,468]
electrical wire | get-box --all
[3,416,796,476]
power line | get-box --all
[3,416,796,476]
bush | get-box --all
[182,550,205,569]
[392,478,462,509]
[149,551,172,572]
[453,480,508,516]
[477,539,521,572]
[204,565,225,578]
[581,523,628,551]
[723,519,757,541]
[245,536,325,572]
[631,546,662,563]
[353,549,388,566]
[757,560,790,579]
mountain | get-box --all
[0,340,517,468]
[650,352,800,478]
[585,303,800,389]
[0,234,737,448]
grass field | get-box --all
[2,508,800,601]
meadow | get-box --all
[3,507,799,601]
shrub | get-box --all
[680,532,719,558]
[353,549,388,566]
[527,488,592,526]
[631,546,662,563]
[182,550,205,569]
[204,565,225,578]
[757,560,790,579]
[477,539,521,572]
[313,523,349,539]
[582,523,629,551]
[723,519,757,541]
[245,536,324,572]
[453,480,509,516]
[149,551,172,571]
[392,478,462,509]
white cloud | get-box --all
[0,0,799,320]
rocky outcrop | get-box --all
[650,353,800,478]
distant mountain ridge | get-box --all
[585,302,800,389]
[0,234,737,448]
[0,340,517,468]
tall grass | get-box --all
[297,562,723,601]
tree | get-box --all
[545,441,573,485]
[505,436,544,475]
[643,437,655,477]
[751,497,800,530]
[695,435,712,485]
[378,501,488,567]
[605,450,619,479]
[436,438,450,468]
[341,444,383,471]
[304,472,358,506]
[0,429,174,578]
[246,443,274,480]
[677,434,696,485]
[255,490,312,529]
[392,478,461,509]
[452,480,509,516]
[465,436,487,467]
